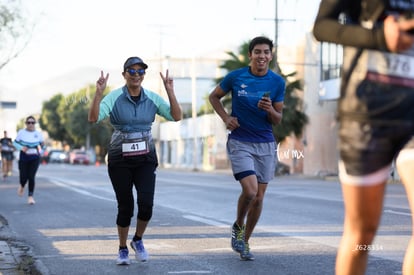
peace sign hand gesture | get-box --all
[96,71,109,95]
[160,69,174,94]
[89,70,109,123]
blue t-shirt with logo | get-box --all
[220,66,285,143]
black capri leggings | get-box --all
[19,158,40,196]
[108,160,157,227]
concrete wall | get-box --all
[302,33,339,176]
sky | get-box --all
[0,0,320,90]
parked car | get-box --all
[69,150,90,165]
[48,150,69,163]
[41,149,69,164]
[275,162,290,176]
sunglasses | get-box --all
[126,68,146,76]
[26,121,36,125]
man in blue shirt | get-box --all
[209,36,285,261]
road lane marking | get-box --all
[50,178,115,202]
[384,209,411,217]
[168,272,212,274]
[183,215,228,227]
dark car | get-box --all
[69,150,90,165]
[275,162,290,176]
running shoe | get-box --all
[28,196,35,205]
[231,222,245,253]
[130,239,149,262]
[116,248,130,265]
[240,243,255,261]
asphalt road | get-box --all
[0,164,410,275]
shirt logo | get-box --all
[237,90,248,97]
[237,84,248,97]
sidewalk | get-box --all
[0,215,39,275]
[0,175,41,275]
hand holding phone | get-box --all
[258,92,271,110]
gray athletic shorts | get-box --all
[226,138,276,183]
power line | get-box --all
[254,0,295,72]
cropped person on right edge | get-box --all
[313,0,414,274]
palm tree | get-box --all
[215,41,308,143]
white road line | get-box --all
[168,271,212,274]
[50,178,115,202]
[183,215,228,227]
[384,209,411,217]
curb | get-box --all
[0,215,42,275]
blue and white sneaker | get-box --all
[130,239,149,262]
[240,243,255,261]
[116,248,130,265]
[231,222,245,253]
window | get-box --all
[320,42,343,81]
[319,12,346,82]
[0,101,17,109]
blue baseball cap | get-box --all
[123,56,148,71]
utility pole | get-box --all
[274,0,279,72]
[148,24,171,94]
[254,0,295,73]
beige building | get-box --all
[0,87,18,138]
[301,33,340,176]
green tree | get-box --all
[214,40,308,143]
[15,116,30,132]
[40,85,112,160]
[58,86,95,148]
[88,116,112,161]
[273,73,308,142]
[39,94,71,144]
[60,91,86,147]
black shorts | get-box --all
[1,151,14,161]
[339,80,414,179]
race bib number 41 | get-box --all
[122,137,149,157]
[26,148,38,155]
